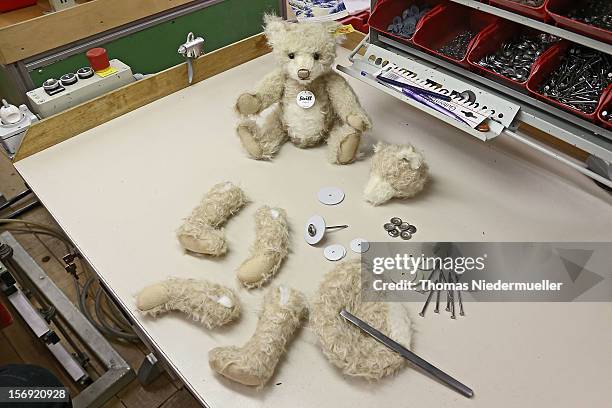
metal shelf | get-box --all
[349,1,612,187]
[371,31,612,161]
[448,0,611,55]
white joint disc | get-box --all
[324,244,346,261]
[317,187,345,206]
[305,215,326,245]
[350,238,370,254]
[216,295,233,308]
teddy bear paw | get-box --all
[236,93,262,116]
[337,133,361,165]
[347,114,370,131]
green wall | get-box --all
[29,0,279,87]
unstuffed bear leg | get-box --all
[208,286,307,387]
[327,122,362,165]
[237,107,288,160]
[236,206,289,288]
[136,278,240,329]
[177,182,248,256]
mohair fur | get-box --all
[136,278,240,329]
[177,181,248,255]
[364,142,429,206]
[237,206,289,289]
[311,261,412,381]
[208,286,307,387]
[235,15,372,165]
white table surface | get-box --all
[15,48,612,407]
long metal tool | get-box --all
[340,309,474,398]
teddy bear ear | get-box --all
[264,14,287,45]
[397,146,424,170]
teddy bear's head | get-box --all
[364,142,429,205]
[264,15,341,84]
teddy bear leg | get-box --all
[208,286,307,386]
[327,122,362,165]
[236,206,289,288]
[237,108,287,160]
[177,182,248,255]
[136,278,240,329]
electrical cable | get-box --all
[94,285,138,341]
[0,218,139,342]
[78,275,138,342]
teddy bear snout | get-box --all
[297,69,310,80]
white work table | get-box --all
[14,48,612,407]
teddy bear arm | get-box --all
[237,69,285,115]
[326,72,372,131]
[256,68,285,107]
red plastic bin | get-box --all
[0,0,37,12]
[368,0,444,45]
[526,41,611,122]
[490,0,550,22]
[468,21,554,90]
[412,3,499,68]
[341,10,370,34]
[546,0,612,44]
[596,90,612,130]
[0,301,12,330]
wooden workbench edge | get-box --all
[14,32,271,162]
[0,0,200,65]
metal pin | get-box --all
[307,224,348,237]
[419,283,436,317]
[449,273,456,320]
[445,271,451,312]
[434,277,441,313]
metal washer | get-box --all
[305,215,326,245]
[324,244,346,261]
[400,231,412,240]
[390,217,403,226]
[399,222,411,231]
[317,187,345,205]
[350,238,370,254]
[384,223,396,231]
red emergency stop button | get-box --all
[86,47,110,72]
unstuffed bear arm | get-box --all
[326,72,372,131]
[235,68,285,116]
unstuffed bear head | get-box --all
[264,14,342,84]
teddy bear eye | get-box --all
[288,53,295,59]
[313,52,320,60]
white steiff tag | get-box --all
[296,90,315,109]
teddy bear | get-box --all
[234,15,372,165]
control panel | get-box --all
[26,59,134,118]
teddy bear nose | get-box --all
[297,69,310,79]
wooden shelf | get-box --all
[0,0,199,64]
